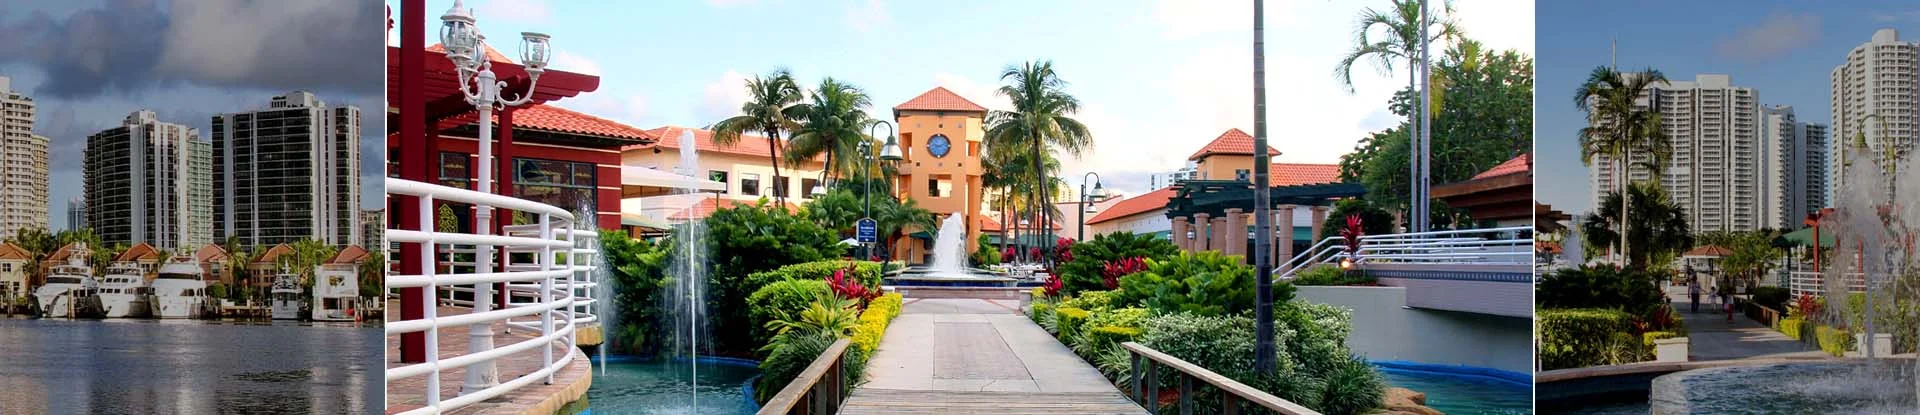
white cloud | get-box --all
[1714,12,1820,62]
[846,0,891,32]
[695,70,753,124]
[473,0,553,25]
[1449,0,1535,55]
[555,92,651,129]
[549,48,601,75]
[931,72,1012,111]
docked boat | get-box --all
[35,258,101,318]
[96,262,154,318]
[311,264,359,322]
[151,257,212,319]
[269,273,301,320]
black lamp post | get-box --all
[869,121,902,260]
[1077,172,1104,241]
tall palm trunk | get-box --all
[1033,137,1049,267]
[1408,57,1419,232]
[1620,149,1631,267]
[768,128,785,205]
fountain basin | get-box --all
[884,266,1024,287]
[1649,361,1915,414]
[582,355,761,414]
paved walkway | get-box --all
[1665,286,1827,361]
[385,305,592,415]
[845,298,1147,414]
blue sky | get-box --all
[1536,0,1920,214]
[391,0,1532,197]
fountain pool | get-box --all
[884,214,1020,287]
[581,356,761,415]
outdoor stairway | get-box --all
[847,298,1148,415]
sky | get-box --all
[1536,0,1920,214]
[0,0,387,232]
[388,0,1533,198]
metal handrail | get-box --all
[757,338,853,415]
[1787,271,1870,298]
[1122,342,1318,415]
[383,177,595,415]
[1275,226,1534,280]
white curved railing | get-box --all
[1788,271,1869,298]
[1275,226,1534,280]
[383,178,598,415]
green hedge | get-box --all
[1029,302,1055,330]
[1816,326,1853,357]
[1777,317,1805,340]
[1058,290,1116,312]
[1750,286,1791,312]
[1537,308,1638,370]
[745,260,884,290]
[1054,307,1090,343]
[745,280,832,350]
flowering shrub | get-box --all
[1100,257,1149,290]
[1003,247,1018,262]
[826,264,881,308]
[1340,214,1365,259]
[1792,293,1822,318]
[1042,273,1064,297]
[1054,237,1076,264]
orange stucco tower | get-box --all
[891,87,988,264]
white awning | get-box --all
[622,166,725,191]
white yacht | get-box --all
[97,262,154,318]
[36,259,100,318]
[269,274,301,320]
[151,257,211,319]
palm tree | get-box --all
[711,69,804,205]
[278,239,339,290]
[874,197,936,262]
[1334,0,1459,224]
[986,61,1093,265]
[786,77,876,187]
[1574,66,1670,268]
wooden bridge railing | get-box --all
[757,338,852,415]
[1121,342,1321,415]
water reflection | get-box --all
[0,318,381,414]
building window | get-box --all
[801,178,821,198]
[439,152,471,189]
[773,176,790,198]
[741,173,761,196]
[709,170,730,194]
[1235,169,1250,182]
[512,157,597,218]
[927,178,940,197]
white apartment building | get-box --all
[0,77,49,240]
[1148,163,1198,189]
[211,91,362,248]
[85,110,214,251]
[1830,28,1919,202]
[1592,74,1763,233]
[66,197,84,231]
[1760,106,1830,229]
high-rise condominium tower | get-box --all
[66,197,84,231]
[1830,28,1918,199]
[212,91,361,248]
[0,76,49,240]
[1591,74,1763,232]
[85,110,214,251]
[1760,105,1830,229]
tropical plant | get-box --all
[601,230,671,354]
[357,249,385,299]
[970,233,1001,266]
[800,188,862,235]
[763,297,862,343]
[872,197,936,262]
[1099,257,1149,290]
[277,238,339,288]
[1574,66,1672,267]
[786,77,876,183]
[703,199,847,354]
[1057,231,1178,295]
[1340,214,1365,259]
[754,330,841,403]
[824,264,880,307]
[1537,308,1639,369]
[746,279,833,349]
[1536,265,1663,311]
[986,60,1093,266]
[711,68,803,205]
[1114,251,1297,316]
[1581,182,1692,268]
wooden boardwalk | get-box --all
[384,305,592,415]
[846,298,1147,414]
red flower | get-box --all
[1795,293,1821,317]
[1100,257,1148,290]
[1043,273,1064,297]
[1029,247,1043,260]
[1002,247,1018,261]
[826,264,880,308]
[1340,214,1365,260]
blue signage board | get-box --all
[856,218,878,243]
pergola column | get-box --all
[1193,213,1211,251]
[1171,217,1191,252]
[1276,205,1297,268]
[1211,216,1230,254]
[1310,205,1331,243]
[1223,208,1246,257]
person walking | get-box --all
[1687,276,1701,313]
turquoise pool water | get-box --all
[582,357,761,415]
[1378,365,1533,415]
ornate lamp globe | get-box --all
[438,0,478,66]
[520,32,551,72]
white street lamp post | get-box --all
[441,0,550,395]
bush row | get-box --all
[1537,308,1638,370]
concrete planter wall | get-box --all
[1846,333,1895,357]
[1653,337,1689,363]
[1296,285,1534,374]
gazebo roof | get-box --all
[1682,244,1735,258]
[1163,180,1364,219]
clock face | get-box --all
[928,134,952,158]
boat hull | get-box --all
[155,296,204,319]
[100,295,153,318]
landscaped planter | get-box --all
[1653,337,1689,363]
[1846,332,1894,357]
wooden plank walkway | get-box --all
[846,298,1147,414]
[384,305,592,415]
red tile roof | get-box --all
[628,126,825,162]
[1270,163,1342,186]
[43,242,84,263]
[1086,187,1178,225]
[894,87,988,113]
[0,242,30,261]
[1471,152,1532,180]
[1188,129,1280,161]
[498,104,653,142]
[195,244,228,263]
[669,197,800,221]
[253,244,294,265]
[328,246,371,265]
[115,243,159,263]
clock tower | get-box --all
[890,87,988,264]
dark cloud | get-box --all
[0,0,383,100]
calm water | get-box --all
[583,358,759,415]
[1379,367,1533,415]
[0,318,381,414]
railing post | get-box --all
[1145,358,1160,412]
[540,213,554,385]
[1223,393,1241,415]
[420,194,441,407]
[1131,352,1144,405]
[1179,373,1193,415]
